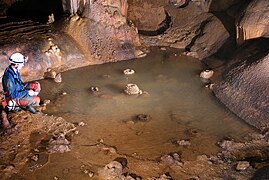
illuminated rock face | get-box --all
[236,0,269,45]
[0,20,88,82]
[213,39,269,131]
[0,0,235,76]
[128,0,230,60]
[0,0,141,82]
[64,1,141,64]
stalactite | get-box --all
[62,0,88,15]
[120,0,128,17]
[71,0,78,14]
[236,25,245,45]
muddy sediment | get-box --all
[1,49,269,179]
[1,108,269,179]
[0,109,76,179]
[0,0,269,178]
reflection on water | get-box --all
[35,49,255,179]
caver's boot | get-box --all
[26,105,40,114]
[26,105,47,116]
[13,106,22,113]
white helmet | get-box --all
[7,99,16,111]
[9,52,27,65]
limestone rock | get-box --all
[236,161,250,171]
[185,15,229,60]
[169,0,190,8]
[54,73,62,83]
[236,0,269,45]
[65,1,141,63]
[128,3,168,34]
[47,13,55,24]
[200,70,214,79]
[213,38,269,131]
[47,134,71,153]
[160,154,183,166]
[159,3,229,59]
[176,139,191,146]
[44,68,57,79]
[98,161,123,179]
[0,20,86,83]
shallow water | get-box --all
[32,49,255,179]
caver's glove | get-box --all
[28,90,36,96]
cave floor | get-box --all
[1,48,265,179]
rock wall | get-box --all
[0,0,16,15]
[236,0,269,45]
[62,0,87,14]
[212,0,269,131]
[64,0,142,64]
[0,0,142,82]
[0,20,87,82]
[128,0,230,60]
[128,4,167,34]
[213,38,269,131]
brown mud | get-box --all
[1,52,269,179]
[1,107,269,179]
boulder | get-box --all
[236,0,269,45]
[127,1,229,59]
[184,15,229,59]
[213,38,269,131]
[160,3,229,59]
[128,2,169,35]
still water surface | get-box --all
[34,49,255,179]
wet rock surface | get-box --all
[213,38,269,131]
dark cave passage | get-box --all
[6,0,63,23]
